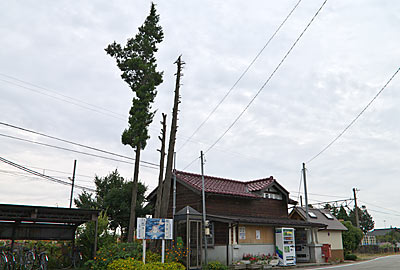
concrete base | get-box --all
[309,243,323,263]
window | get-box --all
[263,192,282,200]
[239,227,246,240]
[323,213,334,220]
[308,212,317,218]
[256,230,261,240]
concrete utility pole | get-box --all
[69,160,77,208]
[201,151,208,265]
[353,188,360,228]
[302,163,309,220]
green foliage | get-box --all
[107,258,185,270]
[349,206,375,233]
[105,3,164,150]
[204,261,228,270]
[165,237,187,264]
[74,170,149,237]
[76,211,116,261]
[344,253,357,261]
[87,241,142,269]
[341,221,364,253]
[146,251,161,263]
[376,229,400,245]
[336,206,350,221]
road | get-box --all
[304,255,400,270]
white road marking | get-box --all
[304,255,400,270]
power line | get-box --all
[0,78,126,121]
[0,73,126,119]
[0,156,95,192]
[0,121,159,167]
[183,0,329,169]
[176,0,304,153]
[307,67,400,163]
[0,133,159,170]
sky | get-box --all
[0,0,399,229]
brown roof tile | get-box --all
[175,170,275,198]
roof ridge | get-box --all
[175,170,273,184]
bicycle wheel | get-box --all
[6,253,15,270]
[39,253,48,270]
[0,253,8,270]
[23,251,35,270]
[72,251,82,268]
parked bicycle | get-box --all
[23,246,48,270]
[57,244,82,269]
[0,246,16,270]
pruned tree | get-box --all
[105,2,164,241]
[160,56,184,218]
[154,113,167,218]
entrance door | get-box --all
[188,220,201,269]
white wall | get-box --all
[317,230,343,250]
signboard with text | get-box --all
[137,218,173,240]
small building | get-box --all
[361,232,376,246]
[148,170,324,267]
[289,207,347,262]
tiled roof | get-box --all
[291,207,348,231]
[175,170,276,198]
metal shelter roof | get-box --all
[0,203,99,241]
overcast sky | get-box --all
[1,0,399,229]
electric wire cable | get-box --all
[0,72,125,118]
[176,0,304,153]
[0,156,95,192]
[0,133,159,170]
[183,0,329,170]
[0,121,159,167]
[0,78,126,121]
[307,67,400,163]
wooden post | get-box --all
[160,56,184,217]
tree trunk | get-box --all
[154,113,167,218]
[127,145,141,242]
[160,56,183,218]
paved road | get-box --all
[304,255,400,270]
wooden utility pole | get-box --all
[69,160,77,208]
[201,151,208,265]
[353,188,360,228]
[154,113,167,218]
[160,56,184,217]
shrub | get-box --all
[107,258,185,270]
[344,254,357,261]
[204,261,228,270]
[165,237,187,264]
[87,241,142,269]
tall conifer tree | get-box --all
[105,3,163,242]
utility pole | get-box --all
[353,188,360,228]
[172,152,177,217]
[302,163,309,220]
[154,113,167,218]
[201,151,208,265]
[160,56,184,218]
[69,160,77,208]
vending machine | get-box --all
[275,227,296,266]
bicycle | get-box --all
[57,244,82,269]
[23,246,48,270]
[0,246,16,270]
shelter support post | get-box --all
[93,216,99,259]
